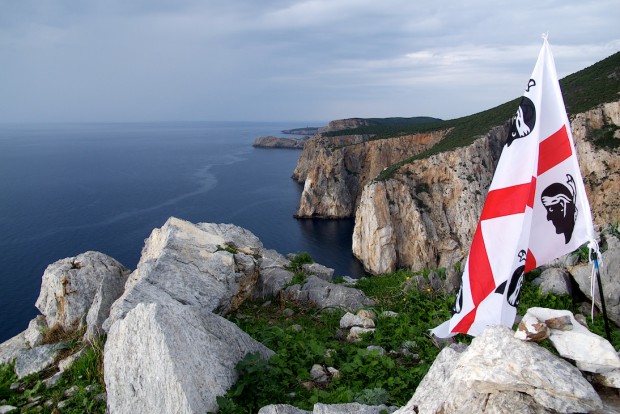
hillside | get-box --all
[323,51,620,180]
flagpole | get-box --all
[593,257,612,342]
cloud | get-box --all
[0,0,618,122]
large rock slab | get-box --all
[394,327,602,413]
[104,302,274,414]
[104,217,263,330]
[35,251,129,330]
[571,234,620,325]
[259,403,396,414]
[531,268,572,296]
[14,344,62,378]
[258,405,311,414]
[456,326,601,413]
[84,260,131,339]
[253,249,294,300]
[313,403,396,413]
[519,308,620,373]
[0,332,27,365]
[284,276,374,311]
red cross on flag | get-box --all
[431,37,596,338]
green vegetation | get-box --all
[0,337,106,413]
[211,262,620,413]
[217,244,239,254]
[587,123,620,150]
[287,252,314,271]
[561,51,620,116]
[3,261,619,413]
[322,117,443,139]
[215,269,455,413]
[321,51,620,180]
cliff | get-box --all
[292,130,449,218]
[352,101,620,274]
[253,135,308,149]
[324,118,373,132]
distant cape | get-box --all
[252,135,308,149]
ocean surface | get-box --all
[0,121,366,342]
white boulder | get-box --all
[35,251,129,330]
[104,301,274,414]
[521,307,620,373]
[104,217,263,330]
[395,326,602,413]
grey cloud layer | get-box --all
[1,0,618,122]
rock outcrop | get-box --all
[283,275,374,311]
[515,307,620,373]
[99,217,374,413]
[259,403,397,414]
[352,124,506,273]
[103,218,264,330]
[571,102,620,225]
[352,101,620,274]
[394,326,603,414]
[293,130,448,218]
[35,251,130,332]
[105,301,274,414]
[253,136,308,149]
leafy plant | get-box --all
[217,244,239,254]
[0,337,106,413]
[287,252,314,271]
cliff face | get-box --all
[325,118,372,132]
[572,102,620,225]
[352,125,507,274]
[352,101,620,274]
[292,130,449,218]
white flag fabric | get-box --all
[431,37,596,338]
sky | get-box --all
[1,0,619,124]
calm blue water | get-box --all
[0,122,366,342]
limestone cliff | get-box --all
[324,118,372,132]
[353,101,620,274]
[253,136,308,149]
[292,131,449,218]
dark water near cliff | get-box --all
[0,122,366,342]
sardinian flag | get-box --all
[431,36,596,338]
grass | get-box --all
[3,248,620,413]
[212,261,620,413]
[0,337,106,413]
[213,269,458,413]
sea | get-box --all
[0,121,366,342]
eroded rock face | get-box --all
[353,125,506,273]
[104,302,274,414]
[571,102,620,226]
[103,217,263,331]
[35,251,129,330]
[353,101,620,275]
[293,130,448,218]
[395,326,602,414]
